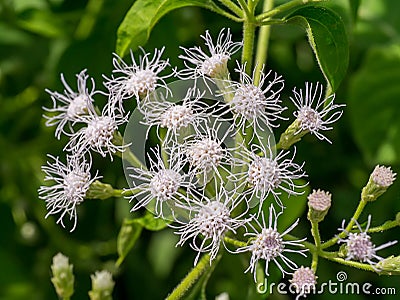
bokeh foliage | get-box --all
[1,0,399,299]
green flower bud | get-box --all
[50,253,74,298]
[86,180,118,200]
[376,255,400,275]
[88,270,115,300]
[307,189,332,223]
[361,165,396,202]
[277,119,306,150]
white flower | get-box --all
[43,69,97,139]
[290,266,317,299]
[139,88,209,145]
[125,146,194,219]
[173,186,248,265]
[65,105,129,159]
[235,140,306,211]
[38,154,100,231]
[104,47,170,111]
[290,82,344,143]
[178,28,242,80]
[235,204,307,280]
[338,215,397,268]
[183,121,235,184]
[225,63,286,140]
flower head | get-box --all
[178,28,242,80]
[39,154,100,231]
[226,63,286,140]
[236,204,307,280]
[290,82,344,143]
[104,47,170,111]
[183,122,234,184]
[125,146,194,219]
[65,105,129,159]
[44,69,97,139]
[371,165,396,188]
[89,270,115,300]
[290,266,317,299]
[307,189,331,222]
[235,140,306,211]
[139,88,209,145]
[362,165,397,202]
[338,215,397,268]
[174,186,247,265]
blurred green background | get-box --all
[0,0,399,299]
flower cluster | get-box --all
[40,48,171,230]
[42,27,400,300]
[116,28,345,285]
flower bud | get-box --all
[277,119,306,150]
[86,180,117,200]
[361,165,396,202]
[376,255,400,275]
[88,270,115,300]
[50,253,74,298]
[290,266,317,298]
[307,189,331,223]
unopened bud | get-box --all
[88,270,115,300]
[376,255,400,275]
[86,180,117,200]
[51,253,74,298]
[290,266,317,298]
[307,189,331,223]
[277,119,306,150]
[361,165,396,202]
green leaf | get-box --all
[348,44,400,165]
[286,6,349,92]
[116,218,143,266]
[135,211,171,231]
[116,212,170,266]
[116,0,217,57]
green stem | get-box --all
[254,0,274,85]
[311,222,321,249]
[201,254,222,299]
[286,234,316,252]
[224,236,247,247]
[115,148,145,169]
[319,251,380,273]
[310,221,321,271]
[259,18,286,26]
[367,220,399,233]
[218,0,244,17]
[237,0,251,17]
[321,200,368,249]
[256,0,325,22]
[113,187,140,198]
[241,20,256,74]
[239,0,257,74]
[166,254,212,300]
[209,2,243,22]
